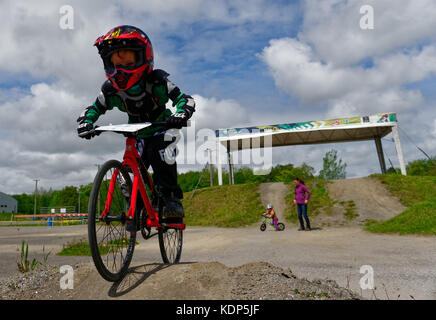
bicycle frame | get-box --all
[262,217,276,228]
[100,137,185,231]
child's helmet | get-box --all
[94,25,154,91]
[267,204,273,209]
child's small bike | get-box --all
[260,216,285,232]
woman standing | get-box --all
[293,178,311,231]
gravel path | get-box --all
[1,179,435,300]
[1,224,435,300]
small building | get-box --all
[0,191,18,213]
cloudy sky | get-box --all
[1,0,435,194]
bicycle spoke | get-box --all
[159,226,182,264]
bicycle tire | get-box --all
[277,222,285,231]
[158,202,183,263]
[88,160,136,282]
[158,226,183,264]
[260,223,266,231]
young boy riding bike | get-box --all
[262,204,280,231]
[76,25,195,224]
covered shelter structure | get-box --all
[215,112,406,185]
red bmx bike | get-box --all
[87,122,185,282]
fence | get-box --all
[0,213,88,226]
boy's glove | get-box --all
[166,112,188,129]
[77,121,95,139]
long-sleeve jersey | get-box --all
[78,69,195,138]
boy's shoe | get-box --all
[298,228,305,231]
[162,196,185,218]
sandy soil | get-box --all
[327,177,407,224]
[258,182,288,221]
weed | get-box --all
[343,200,359,220]
[16,241,38,273]
[294,288,331,298]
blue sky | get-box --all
[0,0,436,194]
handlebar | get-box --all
[92,121,183,138]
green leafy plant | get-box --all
[343,200,359,220]
[318,149,347,180]
[41,245,52,266]
[17,241,38,273]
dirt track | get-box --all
[1,178,436,300]
[258,182,288,221]
[327,177,407,223]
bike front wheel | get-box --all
[88,160,136,282]
[260,223,266,231]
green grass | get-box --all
[371,174,436,207]
[343,200,358,220]
[284,179,335,223]
[57,238,135,256]
[366,198,436,235]
[57,239,94,256]
[366,174,436,235]
[182,183,265,228]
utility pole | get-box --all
[78,188,81,214]
[207,149,213,186]
[33,179,39,216]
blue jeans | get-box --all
[297,204,311,229]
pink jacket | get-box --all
[294,184,311,204]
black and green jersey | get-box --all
[79,69,195,138]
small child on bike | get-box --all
[262,204,280,231]
[76,25,195,222]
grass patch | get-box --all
[366,175,436,235]
[284,179,335,223]
[371,174,436,207]
[57,239,93,256]
[57,238,136,256]
[182,183,264,228]
[366,198,436,235]
[343,200,359,220]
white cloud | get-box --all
[300,0,436,67]
[259,37,436,113]
[191,95,247,130]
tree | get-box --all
[318,149,347,180]
[406,157,436,176]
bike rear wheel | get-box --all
[158,223,183,264]
[158,202,183,263]
[277,222,285,231]
[88,160,136,282]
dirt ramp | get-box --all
[259,182,288,221]
[328,177,406,223]
[1,261,360,300]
